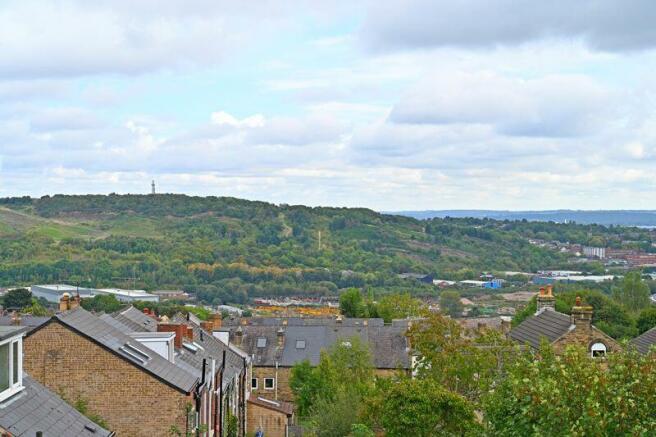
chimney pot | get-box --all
[59,293,71,312]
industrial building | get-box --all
[31,284,159,303]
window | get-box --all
[256,337,267,348]
[591,342,607,358]
[251,378,258,390]
[264,378,275,390]
[0,336,23,403]
[295,339,306,349]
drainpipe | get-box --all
[241,356,247,437]
[218,350,226,436]
[275,361,279,401]
[209,359,215,437]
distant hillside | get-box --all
[390,210,656,227]
[0,195,652,304]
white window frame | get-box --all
[251,377,258,390]
[590,342,607,358]
[0,336,24,403]
[264,377,275,390]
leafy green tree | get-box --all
[637,306,656,334]
[408,312,515,403]
[80,294,122,313]
[339,288,364,318]
[289,360,321,417]
[22,299,49,316]
[375,293,424,323]
[370,377,480,437]
[483,344,656,435]
[439,290,463,317]
[613,271,651,313]
[290,337,374,434]
[3,288,32,309]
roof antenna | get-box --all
[151,180,156,195]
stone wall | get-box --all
[552,324,622,355]
[23,321,192,437]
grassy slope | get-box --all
[0,195,569,296]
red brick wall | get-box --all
[23,322,192,437]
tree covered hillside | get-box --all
[0,194,647,305]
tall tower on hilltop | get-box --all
[151,180,156,195]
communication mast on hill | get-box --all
[151,180,156,195]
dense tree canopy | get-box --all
[4,194,649,306]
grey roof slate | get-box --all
[630,326,656,354]
[0,326,29,342]
[0,374,112,437]
[51,307,197,393]
[228,318,410,369]
[170,314,248,389]
[0,316,50,331]
[509,309,573,350]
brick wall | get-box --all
[251,367,294,402]
[23,321,192,437]
[247,402,289,437]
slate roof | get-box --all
[170,314,248,389]
[248,397,294,416]
[105,307,248,391]
[0,326,29,342]
[43,307,198,394]
[227,317,410,369]
[509,309,573,350]
[0,374,113,437]
[630,326,656,354]
[0,316,50,331]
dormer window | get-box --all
[0,328,25,403]
[591,342,607,358]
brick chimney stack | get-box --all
[234,326,243,346]
[10,311,21,326]
[536,285,555,313]
[59,293,71,312]
[571,296,593,332]
[157,323,186,349]
[277,327,285,347]
[210,312,222,330]
[70,294,81,310]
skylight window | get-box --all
[183,342,199,353]
[295,340,306,349]
[257,337,267,348]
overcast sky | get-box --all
[1,0,656,210]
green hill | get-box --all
[0,194,652,305]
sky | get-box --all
[1,0,656,211]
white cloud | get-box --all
[361,0,656,52]
[389,72,613,137]
[210,111,265,128]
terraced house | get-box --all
[0,326,113,437]
[20,297,249,436]
[223,316,411,403]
